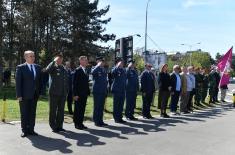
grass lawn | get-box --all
[0,85,213,123]
[0,86,160,123]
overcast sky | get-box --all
[98,0,234,57]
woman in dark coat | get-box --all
[158,64,171,118]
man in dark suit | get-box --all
[16,50,42,137]
[46,53,69,133]
[125,60,139,120]
[140,63,155,119]
[170,65,181,115]
[73,56,90,129]
[92,57,108,127]
[111,58,127,123]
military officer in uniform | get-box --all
[201,68,209,103]
[194,67,203,106]
[125,60,139,120]
[46,53,68,133]
[111,58,127,123]
[92,56,108,127]
[140,63,155,119]
[214,68,221,102]
[208,67,217,103]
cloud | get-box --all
[182,0,218,8]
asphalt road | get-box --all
[0,85,235,155]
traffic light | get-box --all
[115,36,133,65]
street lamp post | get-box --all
[181,42,201,65]
[145,0,151,53]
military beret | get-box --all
[115,57,123,64]
[54,52,63,58]
[128,60,135,64]
[96,56,104,61]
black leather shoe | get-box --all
[52,129,59,133]
[101,123,109,126]
[82,125,88,129]
[115,119,127,123]
[29,131,39,136]
[95,124,103,127]
[149,116,155,119]
[58,128,66,132]
[21,132,28,138]
[127,117,138,121]
[75,125,88,130]
[163,114,170,118]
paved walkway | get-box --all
[0,102,235,155]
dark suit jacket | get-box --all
[73,67,90,97]
[16,63,42,100]
[158,72,171,91]
[140,70,155,93]
[170,73,181,92]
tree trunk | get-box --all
[0,0,3,88]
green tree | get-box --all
[167,51,213,70]
[133,54,145,73]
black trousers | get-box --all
[19,98,38,133]
[158,90,170,113]
[73,95,88,127]
[67,90,73,114]
[170,91,180,112]
[142,92,153,117]
[49,94,66,130]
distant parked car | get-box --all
[229,77,235,84]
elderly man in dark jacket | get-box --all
[140,63,155,119]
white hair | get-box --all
[24,50,34,57]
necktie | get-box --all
[30,65,35,79]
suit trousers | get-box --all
[19,98,37,133]
[170,91,180,112]
[67,90,73,114]
[49,94,66,130]
[158,90,170,112]
[142,92,153,117]
[73,95,88,127]
[113,92,125,121]
[93,93,106,125]
[180,92,190,112]
[125,92,137,118]
[187,89,195,111]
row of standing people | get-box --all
[15,50,225,138]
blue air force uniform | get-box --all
[111,66,126,122]
[125,67,139,119]
[92,65,108,126]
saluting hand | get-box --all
[97,61,102,67]
[54,56,60,62]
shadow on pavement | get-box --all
[124,120,166,132]
[103,124,148,135]
[28,135,73,153]
[58,130,106,147]
[86,128,128,139]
